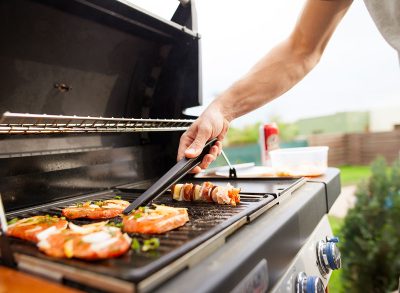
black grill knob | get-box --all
[316,237,342,275]
[295,272,324,293]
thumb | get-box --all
[185,126,211,158]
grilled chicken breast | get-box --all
[62,199,129,220]
[172,182,240,206]
[122,205,189,234]
[37,222,131,260]
[7,215,68,243]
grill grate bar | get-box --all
[0,112,195,135]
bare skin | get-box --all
[177,0,353,173]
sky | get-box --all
[129,0,400,127]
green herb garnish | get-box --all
[94,201,104,207]
[131,238,141,253]
[114,195,122,200]
[76,202,83,207]
[60,216,66,220]
[138,206,149,213]
[40,215,59,224]
[142,238,160,252]
[107,222,123,228]
[7,218,19,225]
[134,213,142,219]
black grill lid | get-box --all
[0,0,201,118]
[0,0,203,209]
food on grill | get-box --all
[37,221,131,260]
[62,199,129,219]
[6,215,68,243]
[172,182,240,206]
[131,237,160,253]
[122,205,189,234]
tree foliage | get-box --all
[226,122,262,146]
[340,157,400,292]
[225,116,298,146]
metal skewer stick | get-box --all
[0,193,17,268]
[220,150,237,179]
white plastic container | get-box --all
[269,146,329,177]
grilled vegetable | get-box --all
[142,238,160,252]
[130,238,141,253]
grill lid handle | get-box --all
[123,138,218,214]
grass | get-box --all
[328,215,345,292]
[339,165,371,186]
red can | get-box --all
[259,123,279,166]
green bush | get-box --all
[340,157,400,292]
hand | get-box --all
[177,104,230,173]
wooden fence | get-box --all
[308,130,400,166]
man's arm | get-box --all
[178,0,353,172]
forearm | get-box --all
[177,0,353,167]
[211,38,320,121]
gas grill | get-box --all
[0,0,342,292]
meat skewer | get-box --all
[171,182,240,206]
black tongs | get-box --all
[123,138,218,214]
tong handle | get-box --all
[123,138,218,214]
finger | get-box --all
[198,154,215,170]
[215,141,223,156]
[185,125,211,158]
[209,145,219,157]
[191,166,202,174]
[177,132,193,161]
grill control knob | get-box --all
[326,236,339,243]
[316,237,341,275]
[295,272,324,293]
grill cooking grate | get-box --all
[3,177,305,291]
[5,188,276,284]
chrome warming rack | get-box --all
[0,112,195,134]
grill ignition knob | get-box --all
[295,272,324,293]
[316,237,341,275]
